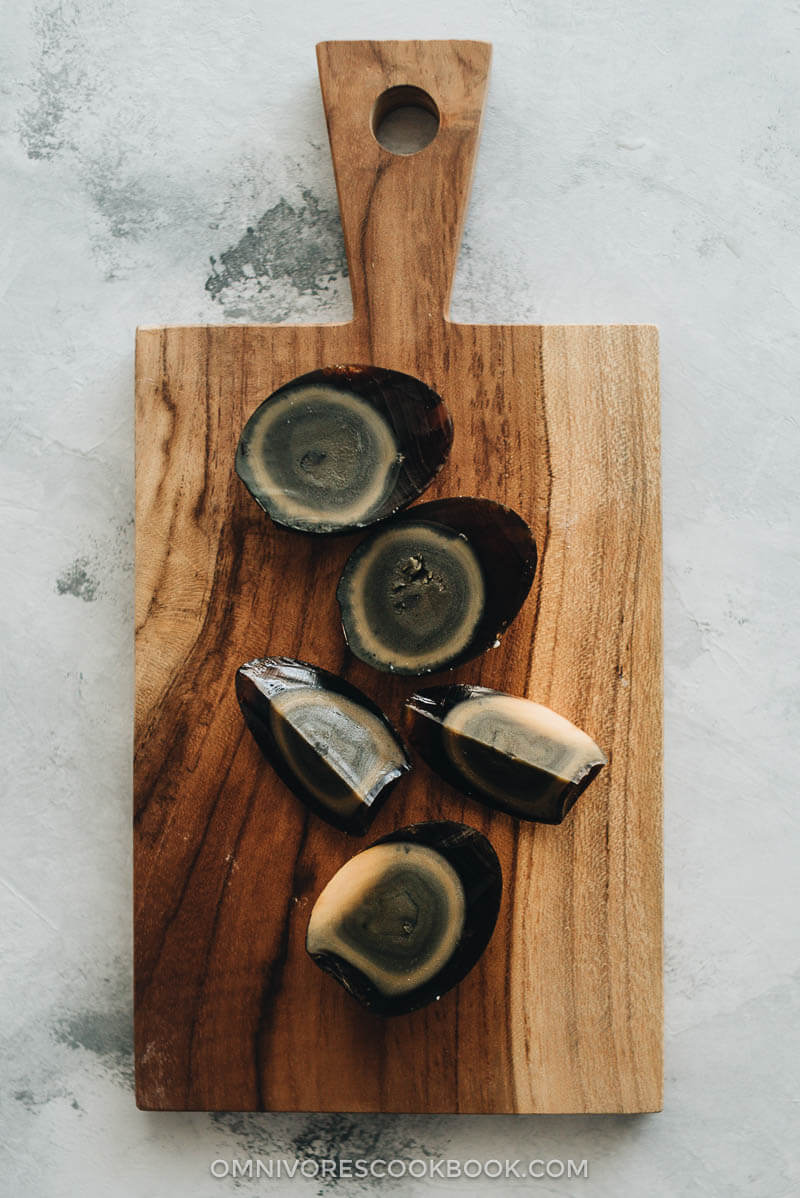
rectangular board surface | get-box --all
[134,41,662,1114]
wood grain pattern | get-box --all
[134,40,662,1113]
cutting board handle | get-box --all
[316,40,491,335]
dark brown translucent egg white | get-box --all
[306,821,502,1015]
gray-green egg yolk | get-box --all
[243,384,401,529]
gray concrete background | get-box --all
[1,1,798,1195]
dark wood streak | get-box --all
[253,810,310,1111]
[523,328,551,688]
[137,332,182,638]
[501,819,519,1110]
[355,155,389,358]
[186,770,260,1098]
[134,723,247,1001]
[134,493,263,826]
[190,325,212,524]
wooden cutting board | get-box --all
[134,40,662,1114]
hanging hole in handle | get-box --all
[371,85,440,156]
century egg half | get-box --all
[235,657,410,834]
[336,497,537,675]
[405,685,608,825]
[306,821,502,1015]
[235,365,453,534]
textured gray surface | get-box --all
[1,1,798,1195]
